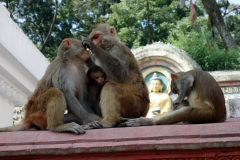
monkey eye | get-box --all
[92,34,99,40]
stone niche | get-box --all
[132,42,240,118]
[132,42,201,101]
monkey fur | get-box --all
[82,23,150,127]
[0,38,101,134]
[120,70,226,127]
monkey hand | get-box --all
[55,122,86,135]
[82,38,98,52]
[118,117,154,127]
[117,117,130,127]
[81,121,102,130]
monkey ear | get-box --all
[171,73,178,80]
[62,39,71,48]
[185,75,194,87]
[109,26,116,36]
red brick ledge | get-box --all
[0,118,240,159]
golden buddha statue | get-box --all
[146,72,172,118]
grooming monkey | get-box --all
[120,70,226,127]
[82,23,150,127]
[0,38,101,134]
[86,65,107,117]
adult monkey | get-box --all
[0,38,101,134]
[120,70,226,127]
[82,23,150,128]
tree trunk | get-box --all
[201,0,237,50]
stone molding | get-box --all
[209,70,240,83]
[0,77,27,107]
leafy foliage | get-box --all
[1,0,240,71]
[108,0,191,48]
[168,16,240,71]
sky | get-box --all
[228,0,240,5]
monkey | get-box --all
[0,38,101,134]
[82,23,150,128]
[119,70,227,127]
[86,65,107,117]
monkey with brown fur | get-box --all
[119,70,226,127]
[0,38,101,134]
[86,65,107,117]
[82,23,150,128]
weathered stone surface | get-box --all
[209,70,240,82]
[229,98,240,117]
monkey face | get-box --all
[91,71,106,85]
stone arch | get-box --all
[132,42,201,73]
[132,42,201,98]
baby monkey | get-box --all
[86,65,107,117]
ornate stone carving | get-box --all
[13,106,25,125]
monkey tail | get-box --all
[0,121,31,132]
[153,107,215,125]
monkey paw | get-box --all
[119,117,154,127]
[82,38,96,51]
[82,121,102,130]
[52,122,86,135]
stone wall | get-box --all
[210,71,240,118]
[0,3,49,127]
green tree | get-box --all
[1,0,78,61]
[201,0,238,50]
[72,0,121,38]
[108,0,199,49]
[168,16,240,71]
[223,2,240,46]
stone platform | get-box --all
[1,118,240,159]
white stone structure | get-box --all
[0,4,49,127]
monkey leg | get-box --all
[99,82,148,128]
[98,83,122,128]
[123,104,216,127]
[63,113,102,130]
[44,88,86,134]
[153,105,216,125]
